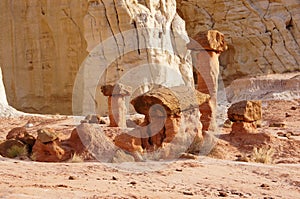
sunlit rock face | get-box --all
[0,0,89,114]
[177,0,300,85]
[0,0,193,115]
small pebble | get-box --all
[218,191,228,197]
[183,191,193,196]
[260,183,270,188]
[291,106,297,110]
[129,181,137,185]
[68,176,76,180]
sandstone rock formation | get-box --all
[0,67,21,117]
[32,139,68,162]
[0,139,27,158]
[0,127,35,158]
[188,30,227,131]
[1,1,298,114]
[228,100,262,122]
[177,0,300,85]
[1,0,194,115]
[226,73,300,103]
[76,0,194,116]
[228,100,262,135]
[0,0,88,114]
[6,127,35,150]
[101,84,131,128]
[115,86,209,159]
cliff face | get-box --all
[0,0,299,114]
[0,0,192,115]
[0,0,88,114]
[177,0,300,85]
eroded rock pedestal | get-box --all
[101,84,131,128]
[188,30,227,131]
[115,86,209,159]
[228,100,262,135]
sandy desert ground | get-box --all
[0,98,299,198]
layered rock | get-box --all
[101,84,131,128]
[1,0,192,115]
[115,86,209,159]
[0,0,88,114]
[226,73,300,103]
[76,0,194,116]
[228,100,262,135]
[177,0,300,85]
[188,30,227,131]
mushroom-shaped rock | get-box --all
[188,30,227,132]
[101,83,132,128]
[127,86,209,158]
[131,86,209,117]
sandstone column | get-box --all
[188,30,227,132]
[101,84,131,128]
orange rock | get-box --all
[32,140,68,162]
[60,128,86,156]
[231,122,258,135]
[228,100,262,122]
[114,132,143,153]
[101,84,131,128]
[188,30,227,132]
[188,30,227,53]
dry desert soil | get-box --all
[0,99,299,199]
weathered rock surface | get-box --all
[75,123,117,162]
[0,139,27,158]
[0,0,192,115]
[0,67,22,117]
[6,127,35,149]
[228,100,262,122]
[231,122,258,135]
[228,100,262,135]
[37,128,58,143]
[32,139,68,162]
[226,73,300,103]
[131,86,209,116]
[188,30,227,52]
[120,86,209,158]
[101,84,131,128]
[177,0,300,85]
[0,1,88,114]
[189,30,227,131]
[60,128,86,156]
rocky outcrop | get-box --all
[226,73,300,103]
[228,100,262,135]
[101,84,131,128]
[116,86,209,159]
[0,127,35,158]
[177,0,300,85]
[0,67,22,117]
[0,1,88,114]
[228,101,262,122]
[188,30,227,131]
[76,0,194,116]
[0,0,193,115]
